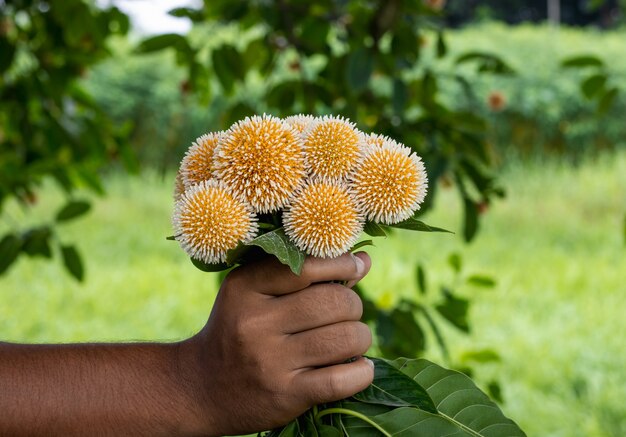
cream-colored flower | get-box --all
[350,137,428,224]
[303,115,361,181]
[283,180,363,258]
[214,115,306,213]
[172,180,258,264]
[180,132,222,188]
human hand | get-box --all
[178,252,373,436]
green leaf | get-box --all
[346,48,374,92]
[415,264,427,295]
[56,200,91,223]
[460,349,501,364]
[245,228,305,275]
[136,33,190,54]
[384,358,527,436]
[417,305,449,361]
[389,217,452,234]
[212,45,245,94]
[267,81,298,109]
[363,222,387,237]
[377,309,426,357]
[265,419,300,437]
[61,245,84,282]
[462,198,478,242]
[354,358,436,413]
[597,87,619,115]
[466,274,496,288]
[455,51,515,75]
[190,257,230,272]
[581,73,607,99]
[561,55,604,68]
[0,234,22,275]
[167,7,204,21]
[436,31,447,58]
[392,79,408,114]
[436,289,470,333]
[0,36,17,72]
[351,240,374,252]
[447,252,462,273]
[623,213,626,246]
[22,227,53,259]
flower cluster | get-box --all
[172,114,428,265]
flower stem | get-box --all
[315,407,391,437]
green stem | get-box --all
[315,408,392,437]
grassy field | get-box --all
[1,152,625,436]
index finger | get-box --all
[228,251,371,296]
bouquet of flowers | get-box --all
[170,114,526,436]
[171,114,438,272]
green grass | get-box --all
[1,152,625,436]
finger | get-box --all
[293,357,375,405]
[286,321,372,369]
[345,252,372,289]
[229,252,369,296]
[276,283,363,334]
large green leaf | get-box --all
[388,358,526,436]
[353,358,436,413]
[245,228,305,275]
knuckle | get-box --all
[325,371,346,400]
[325,286,362,318]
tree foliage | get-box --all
[0,0,132,279]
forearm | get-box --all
[0,341,209,436]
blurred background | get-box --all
[1,1,625,436]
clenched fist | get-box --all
[180,252,374,435]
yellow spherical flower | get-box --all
[303,116,361,181]
[180,132,222,188]
[173,180,258,264]
[284,181,363,258]
[214,115,306,213]
[350,137,428,224]
[284,114,317,135]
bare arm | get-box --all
[0,252,374,436]
[0,342,203,436]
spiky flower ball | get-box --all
[351,137,428,224]
[303,116,360,181]
[284,114,317,135]
[214,115,306,213]
[173,181,258,264]
[180,132,221,188]
[284,181,363,258]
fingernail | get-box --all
[364,357,375,370]
[353,254,365,276]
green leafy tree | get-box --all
[0,0,133,280]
